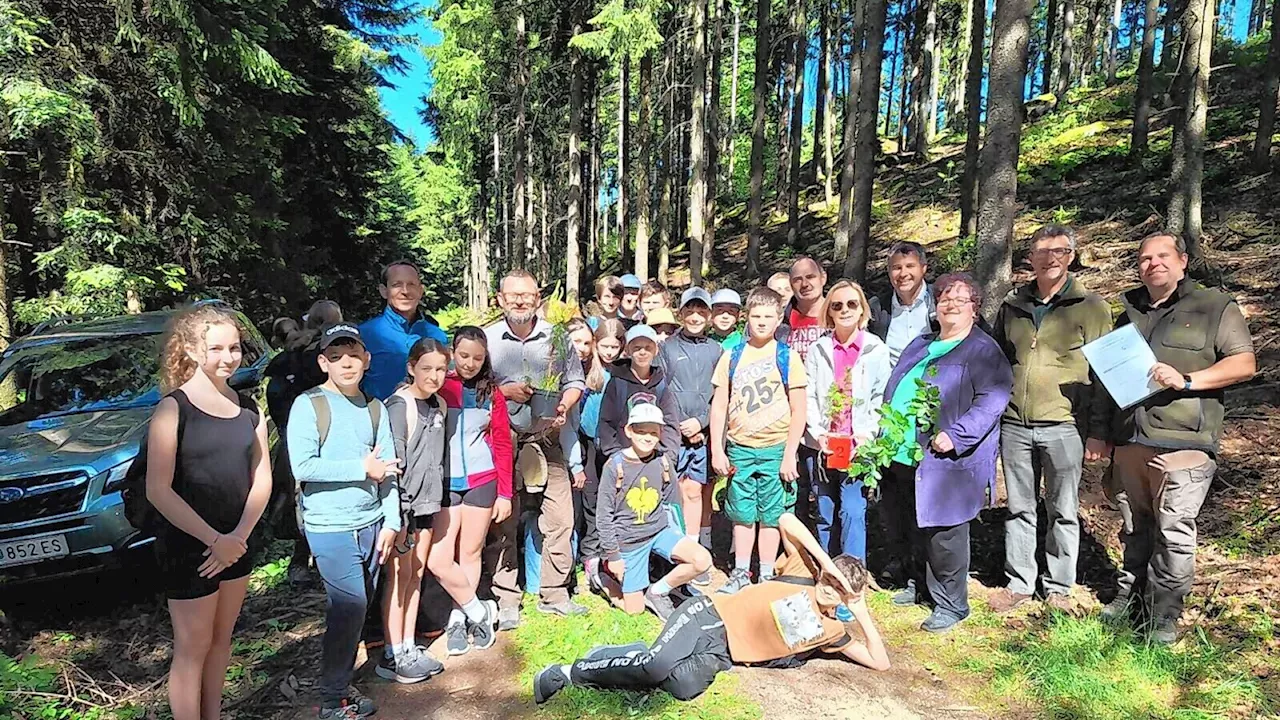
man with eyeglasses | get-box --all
[988,225,1113,615]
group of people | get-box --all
[139,227,1256,720]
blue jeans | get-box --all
[306,521,384,702]
[814,468,867,560]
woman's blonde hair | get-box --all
[819,279,872,331]
[566,318,606,393]
[159,304,244,392]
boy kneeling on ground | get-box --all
[533,512,890,705]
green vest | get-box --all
[1115,278,1233,453]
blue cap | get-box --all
[679,287,713,310]
[620,274,643,290]
[710,289,742,307]
[624,324,659,346]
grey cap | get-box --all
[679,287,713,310]
[710,289,742,307]
[624,324,659,346]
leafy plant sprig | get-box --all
[848,367,942,490]
[526,292,578,394]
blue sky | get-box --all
[378,11,439,146]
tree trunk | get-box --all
[948,0,974,131]
[636,53,654,280]
[705,0,725,280]
[588,71,601,269]
[1082,0,1102,81]
[526,144,536,270]
[845,0,890,281]
[975,0,1034,318]
[748,0,771,279]
[1107,0,1122,83]
[1045,0,1059,94]
[924,0,941,147]
[822,0,837,205]
[815,0,831,189]
[540,178,549,282]
[728,5,743,179]
[1168,0,1213,260]
[959,0,987,238]
[1058,0,1075,99]
[884,17,901,136]
[900,2,917,148]
[1162,4,1180,67]
[787,0,809,247]
[0,190,10,354]
[514,9,528,269]
[778,0,803,212]
[618,58,631,272]
[1132,0,1161,154]
[1252,0,1280,169]
[836,0,865,263]
[567,46,584,301]
[690,0,709,285]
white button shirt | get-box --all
[885,286,934,365]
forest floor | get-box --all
[3,64,1280,719]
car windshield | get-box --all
[0,334,162,426]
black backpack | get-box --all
[121,409,186,532]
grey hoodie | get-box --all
[657,329,723,432]
[385,393,448,519]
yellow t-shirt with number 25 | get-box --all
[712,339,808,448]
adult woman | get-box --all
[147,305,273,720]
[804,280,891,560]
[880,273,1012,633]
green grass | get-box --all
[506,590,761,720]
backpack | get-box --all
[293,388,384,530]
[727,339,792,392]
[393,388,447,449]
[122,406,187,533]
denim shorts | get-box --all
[676,443,709,485]
[619,525,685,593]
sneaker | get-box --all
[407,647,444,679]
[468,599,498,651]
[533,664,570,705]
[498,606,521,631]
[537,599,589,617]
[987,588,1034,614]
[445,621,469,656]
[692,570,711,587]
[375,649,438,684]
[317,702,365,720]
[1100,595,1134,625]
[717,568,751,595]
[921,609,966,634]
[374,653,399,682]
[892,580,923,607]
[643,589,676,621]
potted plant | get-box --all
[824,372,855,470]
[523,293,578,421]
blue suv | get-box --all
[0,303,270,584]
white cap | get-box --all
[626,402,665,427]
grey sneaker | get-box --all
[497,606,521,631]
[406,647,444,679]
[717,568,751,595]
[374,652,398,682]
[537,599,589,617]
[445,621,469,656]
[375,649,438,684]
[1151,617,1179,644]
[468,599,498,650]
[643,589,676,621]
[317,702,364,720]
[692,570,711,587]
[1100,594,1134,625]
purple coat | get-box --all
[885,327,1013,528]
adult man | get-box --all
[988,226,1113,614]
[775,257,827,533]
[1100,233,1255,643]
[868,242,936,366]
[484,270,588,626]
[359,261,448,399]
[617,274,645,328]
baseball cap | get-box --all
[620,274,643,290]
[645,308,678,328]
[625,324,659,346]
[318,322,364,350]
[626,402,665,427]
[680,287,713,310]
[710,289,742,307]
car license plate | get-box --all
[0,535,69,567]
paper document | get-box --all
[1081,324,1163,409]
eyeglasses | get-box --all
[937,296,975,307]
[828,301,861,313]
[504,291,537,302]
[1031,247,1073,259]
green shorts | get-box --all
[725,443,795,527]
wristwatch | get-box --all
[1182,374,1193,391]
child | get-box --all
[597,325,681,462]
[657,288,723,585]
[597,403,712,620]
[709,288,744,350]
[644,307,680,343]
[709,288,808,595]
[767,272,794,308]
[434,326,510,656]
[147,305,272,720]
[589,276,624,329]
[533,513,890,705]
[576,319,627,590]
[618,274,645,326]
[379,338,450,684]
[640,279,671,316]
[288,323,402,720]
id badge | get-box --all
[770,591,824,649]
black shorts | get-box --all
[155,532,253,601]
[444,481,498,509]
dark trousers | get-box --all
[795,445,822,532]
[574,432,605,561]
[306,521,384,702]
[880,463,971,619]
[570,597,732,701]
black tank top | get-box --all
[168,389,260,537]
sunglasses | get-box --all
[828,300,861,313]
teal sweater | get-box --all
[287,387,402,533]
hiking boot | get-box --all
[468,600,499,651]
[643,589,676,622]
[445,621,469,656]
[921,609,967,634]
[717,568,752,595]
[892,580,923,607]
[498,606,521,631]
[1100,595,1135,625]
[987,588,1034,614]
[1150,617,1178,645]
[537,599,589,617]
[1044,593,1074,615]
[533,664,570,705]
[692,570,712,587]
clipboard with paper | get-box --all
[1081,324,1164,409]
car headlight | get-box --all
[100,460,135,492]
